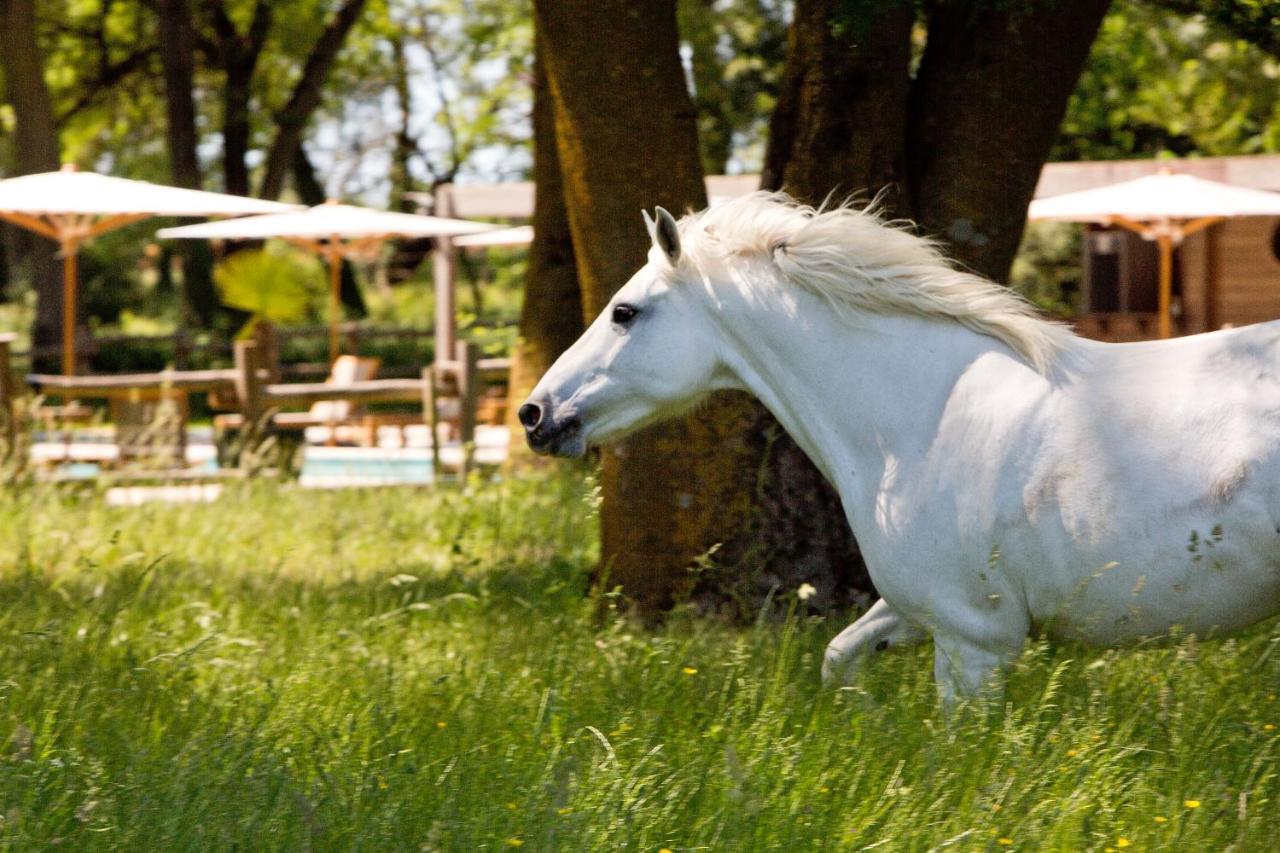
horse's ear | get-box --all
[652,206,681,266]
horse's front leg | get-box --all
[931,619,1028,706]
[822,598,928,686]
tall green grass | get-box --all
[2,474,1279,850]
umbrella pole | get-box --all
[62,241,78,376]
[1157,234,1174,339]
[328,244,342,365]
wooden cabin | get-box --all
[1038,155,1280,342]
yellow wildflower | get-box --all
[557,807,572,816]
[1066,749,1079,757]
[506,839,524,848]
[1184,799,1201,809]
[682,666,698,675]
[1153,816,1168,823]
[436,721,447,729]
[997,838,1013,846]
[1264,724,1276,732]
[1116,839,1131,848]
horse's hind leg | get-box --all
[822,598,928,686]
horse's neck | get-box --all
[714,279,1018,501]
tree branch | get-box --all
[1148,0,1280,58]
[56,49,156,124]
[257,0,368,199]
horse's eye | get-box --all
[611,303,639,326]
[874,639,890,652]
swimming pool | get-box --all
[38,426,510,490]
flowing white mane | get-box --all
[677,192,1073,373]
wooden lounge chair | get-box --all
[215,354,382,445]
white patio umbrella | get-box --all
[1029,169,1280,338]
[451,225,533,249]
[0,165,298,375]
[159,201,498,363]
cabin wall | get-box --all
[1078,217,1280,341]
[1211,216,1280,328]
[1179,227,1213,334]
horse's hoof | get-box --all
[821,650,849,687]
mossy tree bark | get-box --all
[904,0,1113,276]
[505,39,583,460]
[766,0,1111,280]
[534,0,762,614]
[761,0,914,211]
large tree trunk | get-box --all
[761,0,913,210]
[905,0,1111,279]
[156,0,219,328]
[0,0,62,372]
[505,38,583,460]
[536,0,763,614]
[258,0,367,200]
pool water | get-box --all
[298,452,436,486]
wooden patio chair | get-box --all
[214,354,382,445]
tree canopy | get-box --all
[3,0,1277,208]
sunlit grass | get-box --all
[1,473,1278,849]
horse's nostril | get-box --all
[517,402,543,430]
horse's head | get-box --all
[821,599,929,687]
[519,207,726,457]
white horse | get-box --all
[519,192,1280,702]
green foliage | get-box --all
[321,0,534,198]
[2,474,1280,848]
[8,0,1280,339]
[1055,0,1280,160]
[213,244,325,328]
[1153,0,1280,57]
[679,0,789,174]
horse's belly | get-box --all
[1027,522,1280,645]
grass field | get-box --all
[3,472,1280,850]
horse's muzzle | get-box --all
[518,400,582,456]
